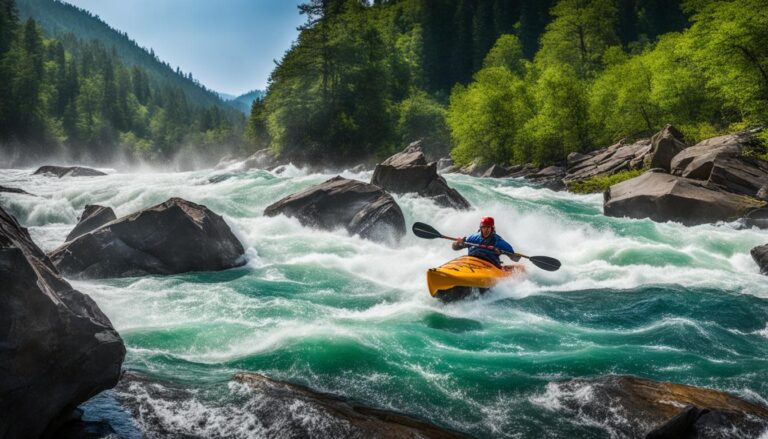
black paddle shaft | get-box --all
[411,222,561,271]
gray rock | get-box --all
[436,157,454,171]
[757,183,768,200]
[265,176,406,244]
[544,375,768,439]
[0,206,125,438]
[564,139,652,185]
[111,372,468,439]
[604,171,764,226]
[371,142,470,210]
[670,132,749,179]
[458,161,487,176]
[508,163,539,178]
[0,185,35,196]
[65,205,117,242]
[743,208,768,229]
[648,124,687,171]
[526,165,566,191]
[751,244,768,275]
[33,166,106,177]
[50,198,245,279]
[481,164,512,178]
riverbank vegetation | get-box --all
[256,0,766,167]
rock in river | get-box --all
[751,244,768,275]
[33,165,106,177]
[65,204,117,242]
[371,141,471,210]
[264,176,406,244]
[542,375,768,438]
[50,197,245,278]
[603,170,763,226]
[0,206,125,438]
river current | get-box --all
[1,165,767,438]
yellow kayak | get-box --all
[427,256,526,301]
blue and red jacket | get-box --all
[462,232,514,267]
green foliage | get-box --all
[568,168,646,193]
[482,33,525,74]
[448,67,533,166]
[535,0,620,79]
[396,91,450,159]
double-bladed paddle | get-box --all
[412,222,561,272]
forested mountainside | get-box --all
[228,90,266,114]
[251,0,766,166]
[0,0,247,165]
[15,0,229,109]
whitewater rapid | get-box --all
[1,165,766,438]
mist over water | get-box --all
[2,165,767,438]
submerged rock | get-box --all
[65,205,117,242]
[541,375,768,438]
[232,373,469,439]
[265,176,406,244]
[50,198,245,278]
[0,185,36,196]
[371,141,470,210]
[109,373,468,439]
[604,170,763,225]
[33,165,106,177]
[0,206,125,438]
[751,244,768,275]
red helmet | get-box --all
[480,217,495,227]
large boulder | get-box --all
[541,375,768,438]
[647,124,687,171]
[110,372,468,438]
[371,142,471,210]
[564,138,652,185]
[49,198,245,279]
[264,176,406,244]
[65,205,117,242]
[751,244,768,275]
[604,170,764,226]
[0,206,125,438]
[33,165,106,177]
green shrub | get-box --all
[568,168,646,194]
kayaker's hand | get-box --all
[452,237,465,250]
[457,237,465,246]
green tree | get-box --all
[448,67,533,165]
[482,33,526,75]
[397,90,450,159]
[536,0,619,79]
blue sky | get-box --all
[65,0,305,96]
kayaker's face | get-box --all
[480,225,492,238]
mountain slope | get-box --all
[16,0,229,110]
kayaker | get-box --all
[452,217,517,267]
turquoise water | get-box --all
[1,165,767,438]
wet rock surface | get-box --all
[751,244,768,275]
[33,165,107,177]
[265,176,406,244]
[371,142,470,210]
[0,185,36,196]
[105,373,468,439]
[50,198,245,278]
[0,206,125,439]
[65,205,117,242]
[603,171,762,225]
[543,375,768,439]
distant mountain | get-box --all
[16,0,232,111]
[217,92,237,101]
[225,89,265,114]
